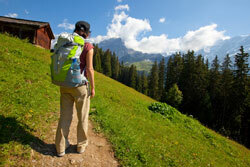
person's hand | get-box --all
[90,88,95,98]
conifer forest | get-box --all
[93,44,249,148]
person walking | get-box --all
[55,21,95,157]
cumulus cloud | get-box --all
[91,4,230,55]
[132,24,230,54]
[4,13,18,18]
[90,8,151,45]
[115,4,129,11]
[58,19,74,30]
[159,17,165,23]
[51,34,60,49]
[106,11,151,48]
[180,24,230,51]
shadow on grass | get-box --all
[0,115,81,157]
[0,115,60,157]
[0,115,80,157]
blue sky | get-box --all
[1,0,250,54]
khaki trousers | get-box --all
[55,85,90,154]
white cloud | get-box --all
[24,9,29,14]
[58,19,74,30]
[159,17,165,23]
[117,0,123,2]
[180,24,230,52]
[91,5,230,55]
[107,11,151,38]
[4,13,18,18]
[51,34,60,49]
[115,4,129,11]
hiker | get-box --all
[54,21,95,157]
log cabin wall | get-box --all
[0,16,54,50]
[0,22,36,43]
[36,27,51,49]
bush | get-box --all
[148,102,180,121]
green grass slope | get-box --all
[91,73,250,167]
[0,33,60,166]
[125,60,153,73]
[0,33,249,167]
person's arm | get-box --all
[86,48,95,98]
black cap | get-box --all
[75,21,90,32]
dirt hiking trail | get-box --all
[29,109,119,167]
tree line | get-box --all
[93,44,148,94]
[93,44,249,148]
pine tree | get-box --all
[205,58,209,70]
[93,44,98,69]
[165,56,174,91]
[119,62,130,86]
[103,49,112,77]
[148,60,159,100]
[172,52,183,85]
[118,61,124,82]
[209,55,222,128]
[136,73,142,92]
[220,54,234,133]
[129,65,137,89]
[165,52,184,97]
[93,48,102,72]
[233,46,249,146]
[158,57,165,101]
[114,56,120,80]
[193,55,211,124]
[141,71,148,95]
[166,83,183,108]
[111,52,116,79]
[179,51,196,115]
[99,48,105,72]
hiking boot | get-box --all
[77,141,88,154]
[57,140,70,157]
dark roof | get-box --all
[0,16,55,39]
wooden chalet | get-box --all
[0,16,55,49]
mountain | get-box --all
[197,35,250,64]
[98,38,164,62]
[98,38,168,72]
[97,35,250,70]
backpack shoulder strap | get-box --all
[72,33,85,47]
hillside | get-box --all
[0,33,250,167]
[90,72,250,166]
[0,33,61,166]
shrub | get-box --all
[148,102,180,121]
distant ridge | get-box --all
[197,35,250,64]
[98,35,250,66]
[98,38,164,63]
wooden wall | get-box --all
[0,23,53,49]
[35,27,51,49]
[0,23,36,43]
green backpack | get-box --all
[50,32,88,87]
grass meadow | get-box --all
[0,33,249,166]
